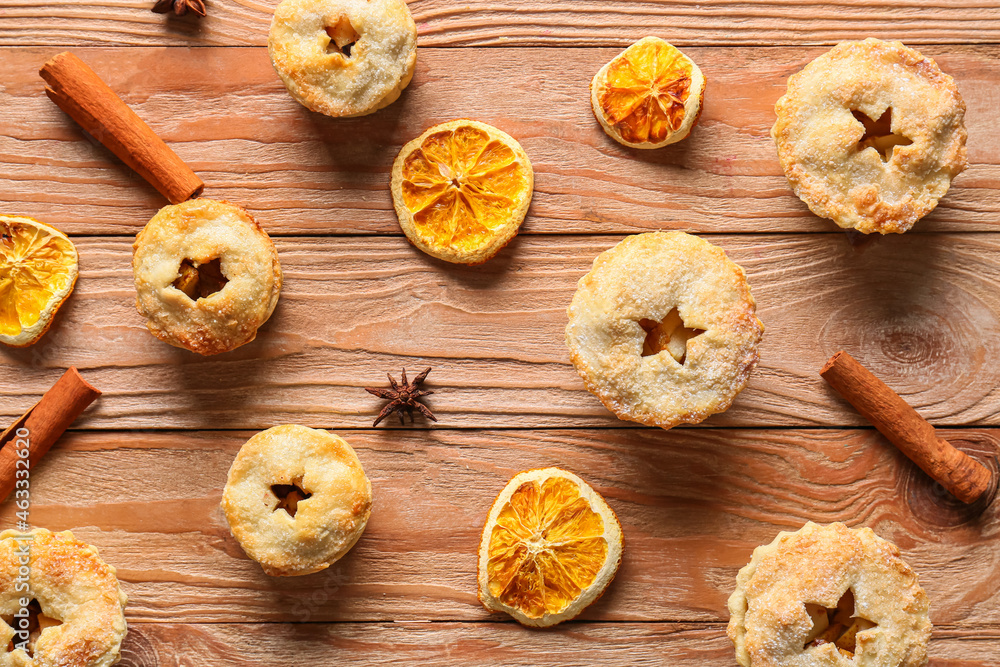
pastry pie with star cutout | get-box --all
[728,522,931,667]
[221,425,373,577]
[772,38,967,234]
[132,199,282,356]
[565,231,762,429]
[0,528,128,666]
[268,0,417,117]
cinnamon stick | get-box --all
[821,350,995,505]
[39,52,204,204]
[0,368,101,503]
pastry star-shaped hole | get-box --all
[3,599,63,657]
[325,15,359,57]
[172,257,228,300]
[639,308,705,364]
[271,479,311,518]
[852,108,913,162]
[803,589,877,660]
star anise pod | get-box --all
[152,0,206,17]
[365,368,437,427]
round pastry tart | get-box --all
[477,468,623,628]
[772,38,967,234]
[391,119,534,264]
[565,231,763,429]
[0,528,128,666]
[221,425,373,577]
[591,36,706,148]
[132,199,282,356]
[268,0,417,117]
[727,522,931,667]
[0,215,78,348]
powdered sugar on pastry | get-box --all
[728,522,931,667]
[772,38,967,234]
[221,425,373,577]
[269,0,417,117]
[565,232,763,429]
[0,528,128,667]
[132,199,282,356]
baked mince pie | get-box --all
[132,199,282,356]
[772,38,967,234]
[728,522,931,667]
[221,425,373,577]
[565,231,763,429]
[0,529,128,667]
[268,0,417,117]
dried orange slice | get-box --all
[0,215,78,347]
[477,468,623,627]
[391,119,533,265]
[591,36,706,149]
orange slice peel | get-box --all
[0,215,78,347]
[391,119,533,264]
[477,467,623,627]
[591,36,706,148]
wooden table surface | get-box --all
[3,2,1000,665]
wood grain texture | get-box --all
[5,234,1000,429]
[3,0,1000,48]
[113,623,1000,666]
[1,46,997,235]
[3,2,1000,663]
[1,428,998,626]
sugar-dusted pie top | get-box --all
[221,425,373,577]
[565,231,763,429]
[772,38,967,234]
[132,198,282,356]
[268,0,417,117]
[728,522,931,667]
[0,528,128,667]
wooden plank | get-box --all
[1,46,998,235]
[3,0,1000,48]
[3,428,997,626]
[5,234,1000,429]
[115,622,1000,666]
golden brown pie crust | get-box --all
[268,0,417,117]
[772,38,967,234]
[728,522,931,667]
[132,198,282,356]
[221,425,373,577]
[565,232,763,429]
[0,528,127,667]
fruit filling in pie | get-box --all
[803,589,877,658]
[639,308,705,362]
[727,522,931,667]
